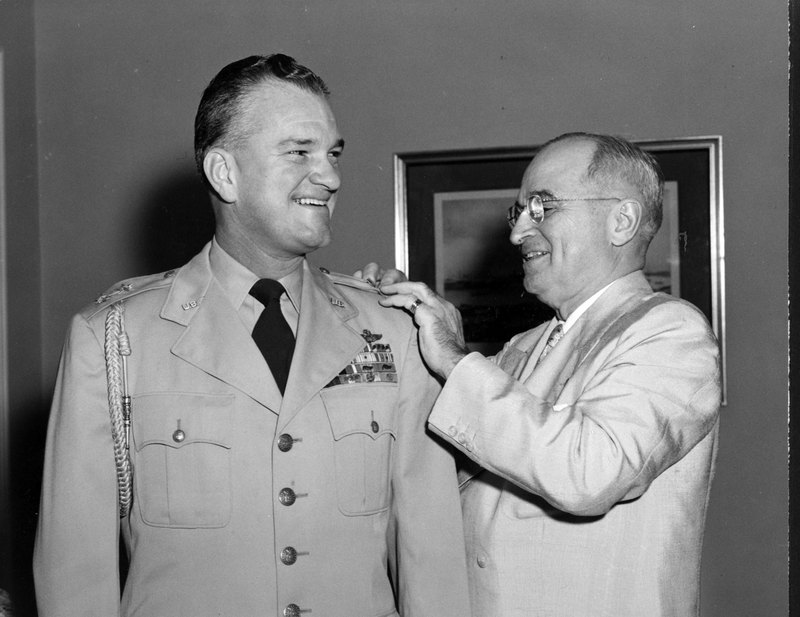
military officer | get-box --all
[33,54,470,617]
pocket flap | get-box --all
[321,386,397,441]
[132,392,234,451]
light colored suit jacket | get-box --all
[34,243,470,617]
[428,271,721,616]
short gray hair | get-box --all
[542,132,664,243]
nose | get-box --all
[310,156,341,192]
[509,212,538,246]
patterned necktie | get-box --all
[249,279,296,395]
[536,323,564,366]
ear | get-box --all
[609,199,642,247]
[203,148,237,203]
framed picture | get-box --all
[394,137,726,402]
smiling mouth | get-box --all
[522,250,549,262]
[294,198,329,207]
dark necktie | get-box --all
[249,279,296,395]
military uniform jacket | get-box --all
[428,271,721,616]
[34,243,471,617]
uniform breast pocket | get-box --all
[132,392,233,528]
[321,385,397,516]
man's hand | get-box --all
[378,281,469,379]
[353,263,408,290]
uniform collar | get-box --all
[209,236,303,313]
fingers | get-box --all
[353,263,409,292]
[378,268,408,286]
[378,291,421,312]
[379,280,435,299]
[408,298,424,315]
[377,281,433,313]
[354,262,381,283]
[377,282,457,327]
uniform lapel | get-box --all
[277,263,366,431]
[162,245,283,414]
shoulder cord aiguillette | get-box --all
[104,301,133,518]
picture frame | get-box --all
[394,137,726,403]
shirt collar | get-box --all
[561,278,620,333]
[208,237,303,312]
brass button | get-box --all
[371,420,379,433]
[281,546,298,565]
[279,488,297,506]
[477,554,488,568]
[278,433,294,452]
[319,267,330,274]
[172,429,185,443]
[284,604,301,617]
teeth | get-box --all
[522,251,548,262]
[295,198,327,206]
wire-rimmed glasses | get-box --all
[507,194,621,228]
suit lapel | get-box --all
[522,271,655,402]
[162,245,283,413]
[277,264,366,431]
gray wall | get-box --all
[9,0,791,614]
[0,0,42,607]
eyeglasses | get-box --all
[507,194,621,228]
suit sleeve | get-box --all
[391,327,471,617]
[33,313,123,615]
[428,302,721,516]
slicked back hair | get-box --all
[541,132,665,244]
[194,53,330,190]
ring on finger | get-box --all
[409,298,423,314]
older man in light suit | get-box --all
[380,133,721,616]
[33,54,470,617]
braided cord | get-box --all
[104,302,133,518]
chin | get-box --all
[522,276,539,295]
[523,279,553,306]
[304,230,332,252]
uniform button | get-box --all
[371,420,380,433]
[477,554,488,568]
[457,433,467,445]
[284,604,301,617]
[172,429,185,443]
[281,546,298,565]
[319,267,330,274]
[279,488,297,506]
[448,426,457,437]
[465,441,474,452]
[278,433,294,452]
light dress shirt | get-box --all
[208,237,303,336]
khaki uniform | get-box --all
[34,243,470,617]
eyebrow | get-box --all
[278,137,345,150]
[526,189,557,200]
